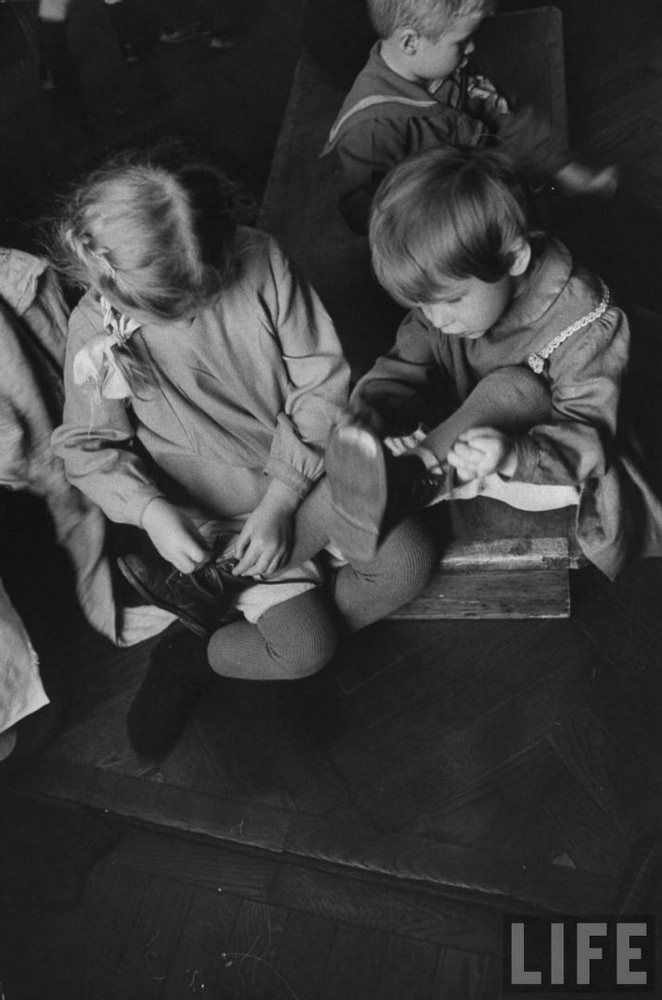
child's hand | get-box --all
[554,161,619,199]
[141,497,209,573]
[446,427,517,482]
[231,480,299,578]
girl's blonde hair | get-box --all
[51,147,247,321]
[367,0,494,41]
[369,146,535,308]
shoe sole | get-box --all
[326,425,388,562]
[117,557,209,639]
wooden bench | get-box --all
[260,8,585,618]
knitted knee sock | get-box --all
[207,587,339,680]
[332,514,437,632]
[422,365,551,464]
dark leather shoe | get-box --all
[127,627,214,759]
[326,425,452,561]
[117,538,254,638]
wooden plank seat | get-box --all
[394,501,584,619]
[259,8,585,618]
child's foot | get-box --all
[127,626,215,760]
[326,424,449,562]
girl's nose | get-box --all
[464,37,475,56]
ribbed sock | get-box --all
[207,587,339,680]
[422,365,551,463]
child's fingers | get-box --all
[188,534,210,562]
[262,549,289,579]
[160,531,209,574]
[236,543,282,579]
[446,454,480,483]
[231,533,256,575]
[454,426,498,444]
[446,449,479,481]
[232,547,260,577]
[233,525,251,556]
[171,552,201,574]
[448,440,483,465]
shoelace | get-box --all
[174,552,318,603]
[189,557,249,602]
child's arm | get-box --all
[232,239,351,576]
[494,104,570,181]
[494,105,617,198]
[262,239,351,496]
[52,302,209,572]
[335,120,407,236]
[349,309,446,436]
[141,497,209,573]
[506,305,630,486]
[231,478,300,578]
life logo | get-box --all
[503,916,655,993]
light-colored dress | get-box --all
[352,238,662,578]
[52,228,351,619]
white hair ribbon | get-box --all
[72,296,142,401]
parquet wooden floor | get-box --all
[3,0,662,997]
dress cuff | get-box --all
[264,457,314,500]
[511,435,541,481]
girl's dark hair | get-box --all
[369,146,534,307]
[50,147,248,321]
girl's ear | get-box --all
[508,238,532,276]
[398,27,420,56]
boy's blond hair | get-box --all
[367,0,494,41]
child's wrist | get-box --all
[140,494,169,529]
[263,477,300,512]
